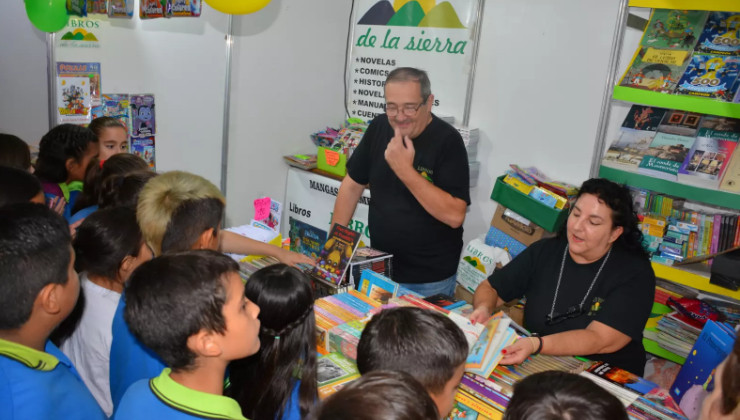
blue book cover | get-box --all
[676,54,740,101]
[695,12,740,56]
[288,217,327,259]
[358,269,399,304]
[671,320,735,405]
[638,133,696,180]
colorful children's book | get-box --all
[167,0,201,17]
[140,0,166,18]
[675,54,740,101]
[466,311,518,379]
[131,137,155,169]
[56,62,101,124]
[289,217,327,260]
[620,47,691,93]
[586,362,660,396]
[130,94,156,138]
[695,12,740,56]
[671,320,736,418]
[678,116,740,188]
[640,9,709,51]
[311,224,361,285]
[102,94,131,132]
[358,269,399,304]
[639,132,696,180]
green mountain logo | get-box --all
[60,29,98,42]
[359,0,465,29]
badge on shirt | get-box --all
[416,165,434,183]
[588,297,605,316]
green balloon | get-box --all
[25,0,69,33]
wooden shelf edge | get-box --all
[598,165,740,211]
[612,87,740,119]
[643,338,687,365]
[628,0,740,12]
[651,262,740,300]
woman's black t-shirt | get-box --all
[488,237,655,375]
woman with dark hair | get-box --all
[229,264,318,420]
[471,178,655,375]
[98,171,158,210]
[34,124,99,221]
[700,330,740,420]
[59,207,152,416]
[504,371,628,420]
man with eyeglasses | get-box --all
[332,67,469,297]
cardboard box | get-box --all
[491,205,554,247]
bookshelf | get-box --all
[599,165,740,210]
[612,87,740,120]
[593,0,740,363]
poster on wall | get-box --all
[346,0,483,123]
[56,62,101,124]
[283,168,372,251]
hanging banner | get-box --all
[346,0,483,123]
[283,168,371,257]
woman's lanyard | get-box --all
[546,244,611,326]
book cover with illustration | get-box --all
[695,12,740,56]
[658,110,704,137]
[622,105,669,131]
[102,94,131,131]
[676,54,740,100]
[640,9,709,50]
[131,137,155,169]
[671,321,736,416]
[130,94,156,138]
[311,224,361,285]
[56,76,92,125]
[620,47,691,93]
[56,62,101,108]
[466,311,517,379]
[317,352,359,388]
[358,269,399,304]
[678,116,740,188]
[639,133,696,180]
[603,128,658,172]
[288,217,327,259]
[586,362,660,396]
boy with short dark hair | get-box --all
[113,250,260,419]
[110,170,313,406]
[0,203,105,419]
[356,306,469,418]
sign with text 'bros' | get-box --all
[346,0,483,123]
[283,168,372,249]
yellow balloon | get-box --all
[205,0,271,14]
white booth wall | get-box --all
[0,0,623,243]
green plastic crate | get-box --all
[490,175,567,232]
[317,146,347,177]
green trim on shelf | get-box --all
[628,0,740,12]
[613,87,740,119]
[652,262,740,300]
[598,165,740,211]
[643,337,686,365]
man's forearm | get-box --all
[331,176,366,227]
[396,167,466,228]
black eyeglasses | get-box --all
[545,305,586,326]
[385,101,427,117]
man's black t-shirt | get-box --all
[488,237,655,375]
[346,114,470,284]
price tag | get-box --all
[324,149,340,166]
[253,197,271,221]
